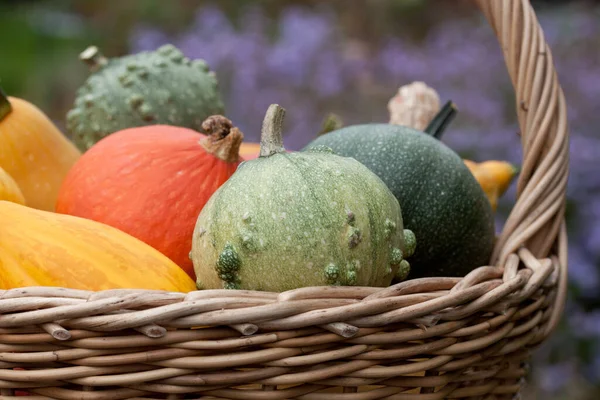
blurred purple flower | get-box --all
[377,40,405,75]
[538,362,574,392]
[569,309,600,338]
[313,50,344,97]
[585,348,600,382]
[568,246,600,296]
[191,5,236,38]
[129,26,170,52]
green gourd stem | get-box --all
[260,104,286,157]
[318,113,344,136]
[79,46,108,71]
[424,100,458,139]
[0,86,12,122]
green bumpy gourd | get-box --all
[191,104,415,292]
[66,44,225,150]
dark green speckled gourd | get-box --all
[190,104,415,292]
[67,44,224,150]
[303,116,495,279]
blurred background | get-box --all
[1,0,599,398]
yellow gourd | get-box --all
[0,166,25,205]
[463,160,519,211]
[0,88,81,211]
[0,201,197,292]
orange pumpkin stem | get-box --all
[199,115,244,163]
[0,86,12,121]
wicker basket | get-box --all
[0,0,569,399]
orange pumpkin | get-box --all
[239,142,261,160]
[0,200,196,292]
[240,142,298,160]
[56,116,245,280]
[0,88,81,211]
[0,166,25,205]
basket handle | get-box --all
[475,0,569,335]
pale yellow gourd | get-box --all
[0,89,81,211]
[0,166,25,205]
[0,200,197,292]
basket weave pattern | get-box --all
[0,0,569,399]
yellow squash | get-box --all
[0,201,197,292]
[463,160,519,211]
[0,166,25,205]
[0,89,81,211]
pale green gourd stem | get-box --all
[260,104,287,157]
[0,86,12,122]
[79,45,108,71]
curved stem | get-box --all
[424,100,458,139]
[202,115,233,140]
[0,86,12,122]
[260,104,286,157]
[199,115,244,163]
[79,46,108,71]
